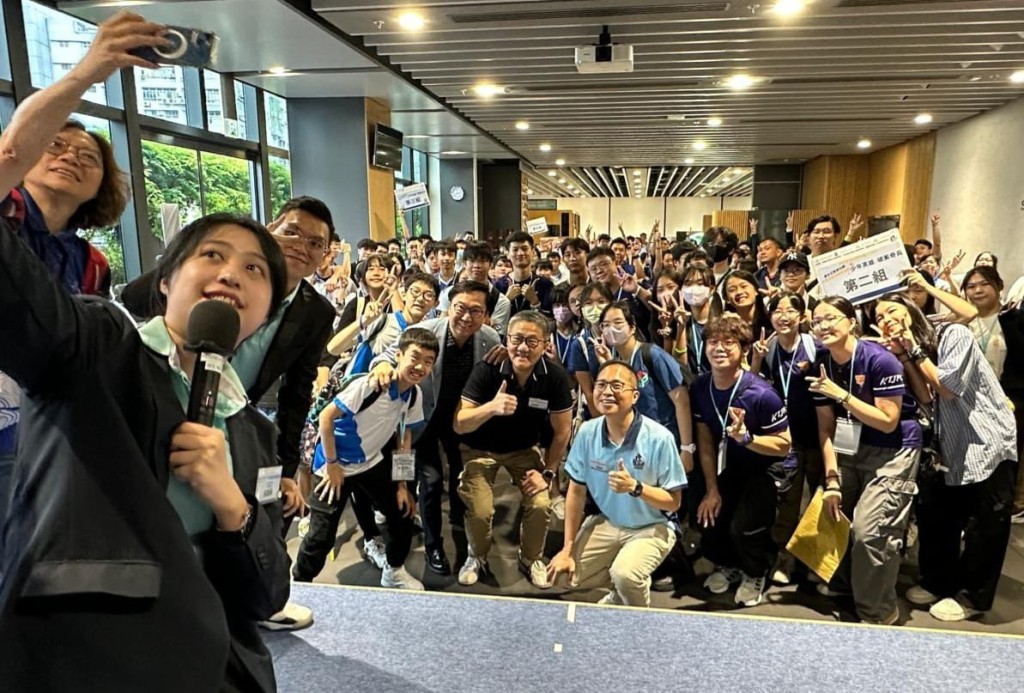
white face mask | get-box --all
[602,325,631,347]
[682,285,711,307]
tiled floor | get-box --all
[287,469,1024,637]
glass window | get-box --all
[135,66,188,125]
[204,69,224,134]
[268,154,292,217]
[23,0,107,104]
[235,80,257,142]
[264,92,288,150]
[141,140,201,243]
[394,146,429,239]
[199,151,254,217]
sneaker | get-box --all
[771,568,791,585]
[297,514,310,538]
[374,510,386,526]
[703,567,742,594]
[864,609,900,626]
[519,553,553,589]
[362,537,388,570]
[905,584,939,606]
[381,565,424,590]
[1011,509,1024,524]
[735,573,767,607]
[458,555,489,586]
[816,583,852,598]
[258,602,314,632]
[598,590,623,605]
[651,575,674,592]
[551,495,566,521]
[929,596,982,622]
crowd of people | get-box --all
[0,10,1021,692]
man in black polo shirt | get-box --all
[453,311,574,588]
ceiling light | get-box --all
[684,158,695,164]
[267,66,289,75]
[706,117,723,127]
[441,150,466,155]
[857,139,872,149]
[1010,70,1024,83]
[539,143,552,152]
[547,171,557,177]
[558,178,566,183]
[567,184,575,190]
[667,115,687,121]
[472,83,504,98]
[914,113,933,125]
[633,169,643,176]
[722,177,731,183]
[969,75,983,82]
[724,74,759,90]
[527,188,533,195]
[635,194,642,198]
[397,12,426,31]
[770,0,805,17]
[555,158,566,166]
[692,141,708,150]
[515,121,530,130]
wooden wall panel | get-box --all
[365,98,396,242]
[868,144,908,217]
[711,210,751,239]
[821,155,870,230]
[702,214,712,232]
[900,132,936,242]
[790,210,828,242]
[801,156,828,210]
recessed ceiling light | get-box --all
[914,113,933,125]
[527,188,534,195]
[633,169,643,176]
[547,171,557,177]
[267,66,289,75]
[684,158,695,164]
[539,143,552,152]
[472,83,504,98]
[692,141,708,150]
[555,158,566,166]
[722,177,731,183]
[515,121,530,130]
[857,139,872,149]
[667,115,687,121]
[969,75,983,82]
[706,117,723,127]
[441,150,466,155]
[635,194,642,198]
[567,184,575,190]
[770,0,805,17]
[1010,70,1024,83]
[397,12,426,31]
[558,178,566,183]
[723,73,760,90]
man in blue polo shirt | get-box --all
[547,360,686,607]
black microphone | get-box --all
[185,299,240,426]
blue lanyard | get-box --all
[555,332,572,363]
[828,340,858,408]
[776,340,803,402]
[709,373,744,433]
[690,321,704,368]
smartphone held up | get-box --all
[130,25,219,68]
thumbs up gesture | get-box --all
[608,458,635,494]
[489,379,519,416]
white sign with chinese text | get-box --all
[395,183,430,211]
[809,230,911,305]
[526,217,549,235]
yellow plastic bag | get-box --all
[785,488,851,583]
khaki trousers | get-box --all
[458,445,551,562]
[571,514,675,607]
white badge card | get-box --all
[717,438,727,476]
[256,465,283,505]
[528,397,549,410]
[392,452,416,482]
[833,418,863,456]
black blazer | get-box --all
[0,226,290,692]
[122,273,334,479]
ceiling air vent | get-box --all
[450,3,730,24]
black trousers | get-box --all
[701,466,779,578]
[916,458,1017,611]
[415,420,465,553]
[292,455,412,582]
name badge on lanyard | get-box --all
[709,375,743,477]
[392,452,416,481]
[717,438,728,476]
[833,418,862,456]
[256,465,283,505]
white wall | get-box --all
[557,196,752,237]
[930,95,1024,282]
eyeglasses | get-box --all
[406,288,436,302]
[451,302,485,319]
[45,136,102,169]
[707,338,740,350]
[772,309,802,319]
[594,380,637,393]
[780,266,806,275]
[588,260,614,271]
[273,225,327,253]
[811,315,846,330]
[599,320,628,330]
[508,334,542,349]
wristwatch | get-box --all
[629,480,644,497]
[679,443,696,454]
[541,469,556,483]
[738,431,754,447]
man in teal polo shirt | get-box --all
[548,360,686,607]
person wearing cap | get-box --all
[778,251,817,316]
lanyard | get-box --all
[615,286,625,301]
[555,332,572,363]
[828,340,858,407]
[690,321,704,370]
[976,315,1000,355]
[776,339,803,402]
[709,373,744,433]
[613,342,641,369]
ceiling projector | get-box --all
[575,25,634,74]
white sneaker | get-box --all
[735,573,767,607]
[258,602,314,631]
[297,514,310,538]
[598,590,623,605]
[458,555,488,586]
[374,510,386,526]
[381,565,424,590]
[551,495,566,521]
[362,537,388,570]
[905,584,939,606]
[930,596,981,622]
[703,567,742,594]
[1011,510,1024,524]
[519,554,553,589]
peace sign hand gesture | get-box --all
[806,365,847,401]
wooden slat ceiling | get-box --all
[314,0,1024,198]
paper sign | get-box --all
[395,183,430,211]
[808,230,911,305]
[526,217,549,235]
[160,203,181,245]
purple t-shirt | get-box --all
[811,339,922,449]
[760,337,830,449]
[693,370,789,470]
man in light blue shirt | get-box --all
[548,360,686,607]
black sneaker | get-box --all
[426,547,451,575]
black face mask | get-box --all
[703,243,731,264]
